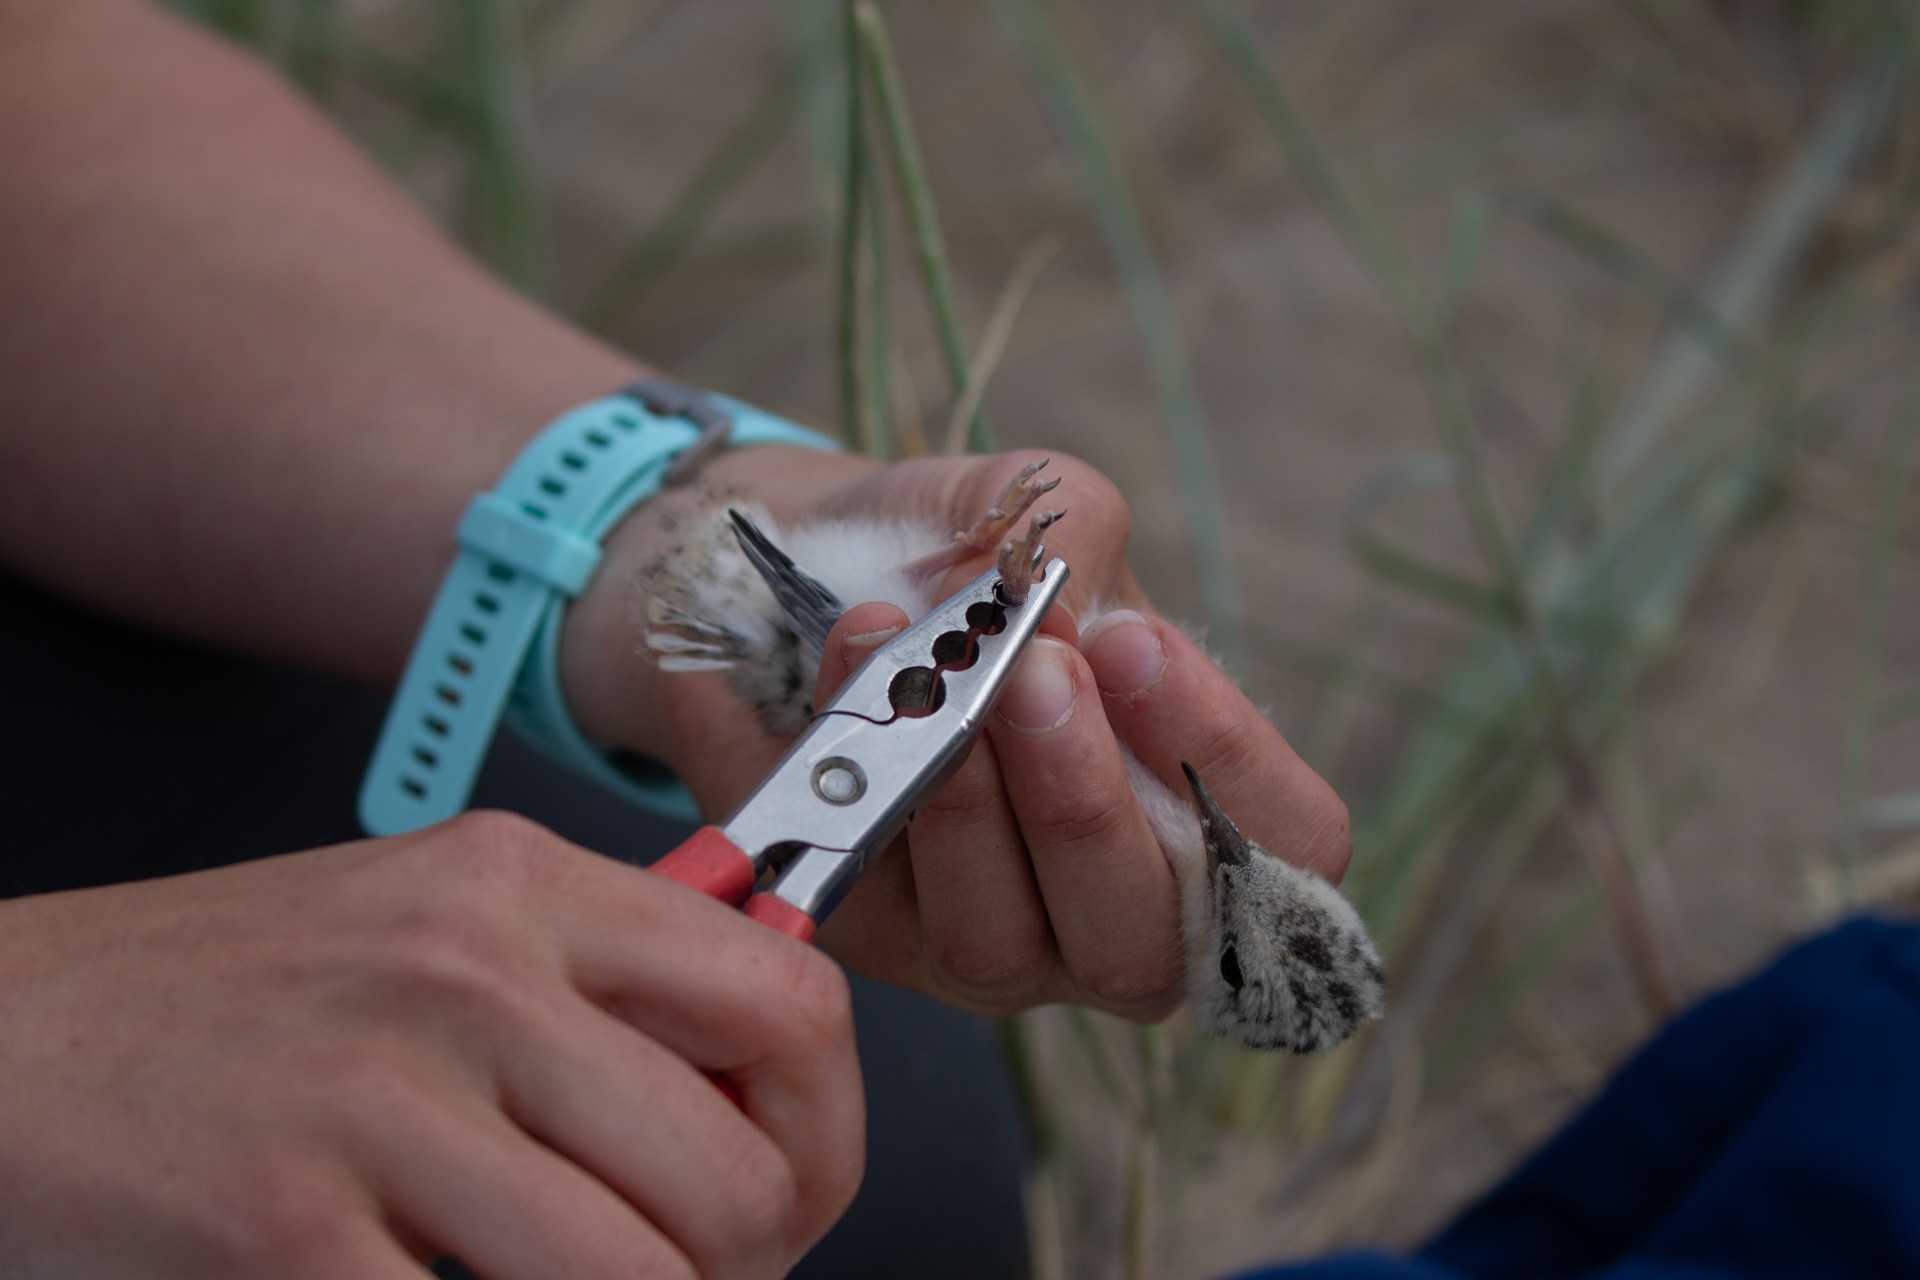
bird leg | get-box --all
[995,508,1064,604]
[903,458,1062,583]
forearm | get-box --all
[0,0,641,683]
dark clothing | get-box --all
[0,573,1028,1280]
[1236,918,1920,1280]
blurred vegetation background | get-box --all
[168,1,1920,1276]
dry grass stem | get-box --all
[942,236,1062,455]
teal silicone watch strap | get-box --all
[358,388,840,837]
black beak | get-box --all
[1182,761,1251,872]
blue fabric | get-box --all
[1231,918,1920,1280]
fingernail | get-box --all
[845,626,903,650]
[1084,610,1167,697]
[998,637,1077,733]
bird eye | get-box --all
[1220,944,1244,993]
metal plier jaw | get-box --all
[646,556,1070,940]
[715,556,1070,927]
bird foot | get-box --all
[903,459,1063,583]
[996,508,1064,604]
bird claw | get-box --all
[995,507,1064,604]
[905,459,1063,583]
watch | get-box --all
[357,378,841,837]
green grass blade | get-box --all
[1433,188,1492,324]
[580,66,798,335]
[852,1,994,451]
[1242,616,1501,741]
[1347,454,1519,622]
[1065,1007,1144,1121]
[991,0,1243,663]
[1836,344,1920,874]
[864,147,894,458]
[1592,54,1905,496]
[1497,189,1759,377]
[333,28,471,131]
[1424,884,1602,1084]
[835,0,875,447]
[285,0,337,97]
[447,0,545,295]
[1196,0,1527,646]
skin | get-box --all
[0,0,1349,1273]
[0,813,863,1278]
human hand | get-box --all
[563,446,1350,1023]
[0,813,863,1279]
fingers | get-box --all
[1081,610,1352,881]
[365,1088,696,1280]
[815,602,1063,1009]
[377,813,866,1264]
[982,636,1185,1017]
[814,593,1183,1017]
[490,993,826,1275]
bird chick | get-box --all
[637,461,1383,1053]
[1173,764,1383,1051]
[641,459,1064,735]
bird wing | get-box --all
[728,508,848,663]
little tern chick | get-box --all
[638,460,1383,1052]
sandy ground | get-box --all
[404,1,1920,1273]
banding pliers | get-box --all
[647,555,1071,943]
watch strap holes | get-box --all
[486,563,516,584]
[412,747,439,769]
[473,592,500,614]
[400,777,427,798]
[585,429,613,448]
[518,503,547,521]
[538,477,566,497]
[560,451,587,471]
[459,623,487,645]
[434,683,462,707]
[447,653,474,675]
[423,714,450,737]
[612,413,638,430]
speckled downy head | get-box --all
[1181,763,1385,1054]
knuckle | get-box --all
[371,901,499,988]
[642,1255,699,1280]
[922,750,1004,820]
[1182,713,1261,795]
[1028,790,1132,854]
[931,927,1053,1010]
[435,808,562,882]
[719,1134,800,1248]
[1075,951,1184,1010]
[202,1163,350,1271]
[354,889,544,1022]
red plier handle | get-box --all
[646,827,814,1108]
[650,826,817,944]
